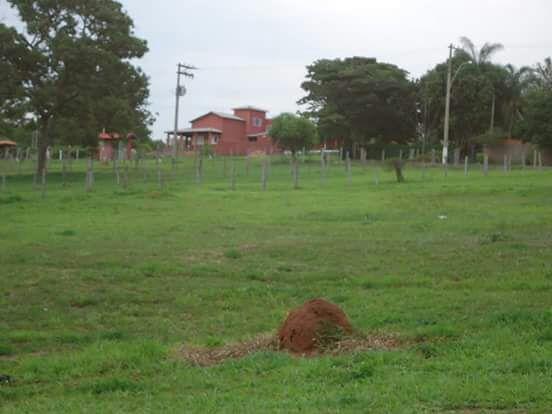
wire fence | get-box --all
[0,147,548,197]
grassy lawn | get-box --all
[1,156,552,413]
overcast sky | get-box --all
[3,0,552,139]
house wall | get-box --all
[187,109,280,155]
[233,109,268,135]
[485,139,533,164]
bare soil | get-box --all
[278,298,353,354]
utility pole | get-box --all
[173,63,196,159]
[442,44,472,166]
[442,44,454,166]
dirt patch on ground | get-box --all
[178,299,400,367]
[278,298,353,354]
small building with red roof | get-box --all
[98,131,137,161]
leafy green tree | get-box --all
[0,0,153,173]
[529,57,552,90]
[419,54,505,149]
[516,89,552,149]
[269,113,318,155]
[299,57,416,151]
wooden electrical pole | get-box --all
[173,63,196,159]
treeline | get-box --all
[299,38,552,156]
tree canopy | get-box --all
[269,113,318,155]
[298,57,417,148]
[516,89,552,149]
[0,0,154,170]
[418,52,510,148]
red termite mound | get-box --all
[278,298,353,354]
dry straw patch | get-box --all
[178,332,400,367]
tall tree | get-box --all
[0,0,152,173]
[299,57,417,151]
[458,37,504,132]
[502,64,533,138]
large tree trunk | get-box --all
[37,116,52,175]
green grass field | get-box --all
[1,156,552,413]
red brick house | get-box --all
[167,106,277,155]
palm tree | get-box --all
[534,57,552,89]
[458,37,504,132]
[458,37,504,65]
[503,64,533,137]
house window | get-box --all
[248,136,258,142]
[210,135,220,144]
[196,135,205,145]
[252,117,263,127]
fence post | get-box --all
[293,156,299,189]
[503,154,508,173]
[1,156,6,191]
[196,151,203,184]
[157,155,163,190]
[261,157,268,191]
[431,149,436,165]
[533,150,537,169]
[231,157,236,190]
[62,150,67,187]
[381,149,386,163]
[123,163,129,189]
[346,151,352,184]
[85,157,93,192]
[483,154,489,176]
[464,156,469,176]
[538,152,543,170]
[453,148,460,166]
[521,151,526,169]
[320,150,326,185]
